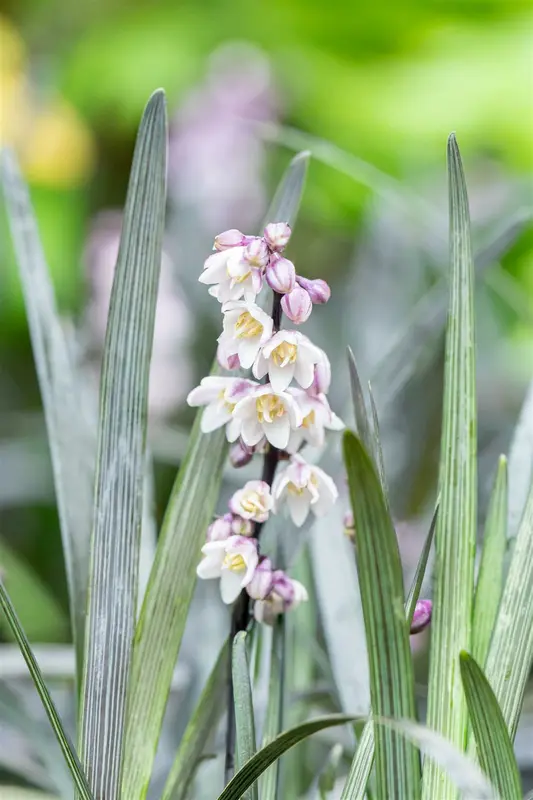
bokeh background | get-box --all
[1,0,532,794]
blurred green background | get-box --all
[0,0,532,644]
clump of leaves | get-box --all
[1,90,532,800]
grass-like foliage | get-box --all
[1,91,532,800]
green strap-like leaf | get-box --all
[347,347,374,460]
[483,475,533,741]
[259,616,285,800]
[319,744,344,798]
[423,134,477,800]
[367,382,389,502]
[460,652,521,799]
[232,632,258,800]
[264,150,309,224]
[122,151,309,800]
[161,642,228,800]
[217,715,359,800]
[341,505,437,799]
[507,377,533,540]
[1,150,96,680]
[343,431,420,800]
[472,457,508,667]
[78,89,167,800]
[0,582,94,800]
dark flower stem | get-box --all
[224,291,282,785]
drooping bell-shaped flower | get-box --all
[197,535,259,604]
[218,301,274,369]
[272,454,338,527]
[232,383,303,449]
[253,330,323,393]
[281,285,312,324]
[229,480,273,523]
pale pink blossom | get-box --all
[207,514,233,542]
[187,376,258,439]
[253,572,308,624]
[296,276,331,304]
[286,390,344,452]
[232,383,303,449]
[247,557,274,600]
[272,455,338,527]
[214,229,250,251]
[309,349,332,395]
[218,301,273,369]
[253,330,323,393]
[229,480,273,523]
[197,535,259,604]
[410,600,432,634]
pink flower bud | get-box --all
[310,352,332,395]
[410,599,432,634]
[230,439,254,468]
[244,238,269,268]
[281,286,312,324]
[247,557,274,600]
[265,256,296,294]
[264,222,291,252]
[231,516,254,536]
[296,276,331,304]
[217,343,240,371]
[343,510,355,538]
[214,229,248,251]
[206,513,233,542]
[271,570,295,605]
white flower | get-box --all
[199,247,262,303]
[272,455,338,527]
[246,557,274,600]
[309,349,331,395]
[218,301,274,369]
[206,514,233,542]
[232,383,303,449]
[187,376,258,439]
[253,331,323,393]
[229,480,273,523]
[286,389,344,452]
[253,572,308,624]
[197,535,259,604]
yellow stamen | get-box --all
[233,270,251,284]
[256,394,286,423]
[223,554,246,572]
[302,410,315,428]
[218,389,236,414]
[287,482,305,496]
[271,341,298,367]
[241,492,263,514]
[235,311,263,338]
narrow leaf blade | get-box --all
[161,642,228,800]
[483,475,533,740]
[217,715,358,800]
[423,134,477,799]
[342,505,437,799]
[0,581,94,800]
[259,617,285,800]
[1,150,96,678]
[343,431,420,799]
[264,150,309,225]
[347,348,373,460]
[79,89,167,799]
[232,633,258,800]
[460,652,522,799]
[472,457,508,666]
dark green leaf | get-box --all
[460,652,521,799]
[259,616,285,800]
[217,715,359,800]
[0,581,94,800]
[423,134,477,800]
[346,348,373,462]
[79,89,167,799]
[162,642,228,800]
[343,431,420,800]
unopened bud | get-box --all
[230,516,254,537]
[281,285,312,324]
[264,222,291,252]
[310,352,332,395]
[247,557,274,600]
[230,439,254,468]
[214,229,248,251]
[343,510,355,538]
[206,513,233,542]
[244,238,269,268]
[296,276,331,304]
[410,599,432,634]
[217,343,240,371]
[265,256,296,294]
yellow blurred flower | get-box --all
[0,13,95,187]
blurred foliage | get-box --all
[0,0,532,638]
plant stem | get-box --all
[223,291,282,785]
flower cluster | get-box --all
[189,223,343,624]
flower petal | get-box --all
[220,570,244,604]
[264,416,291,449]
